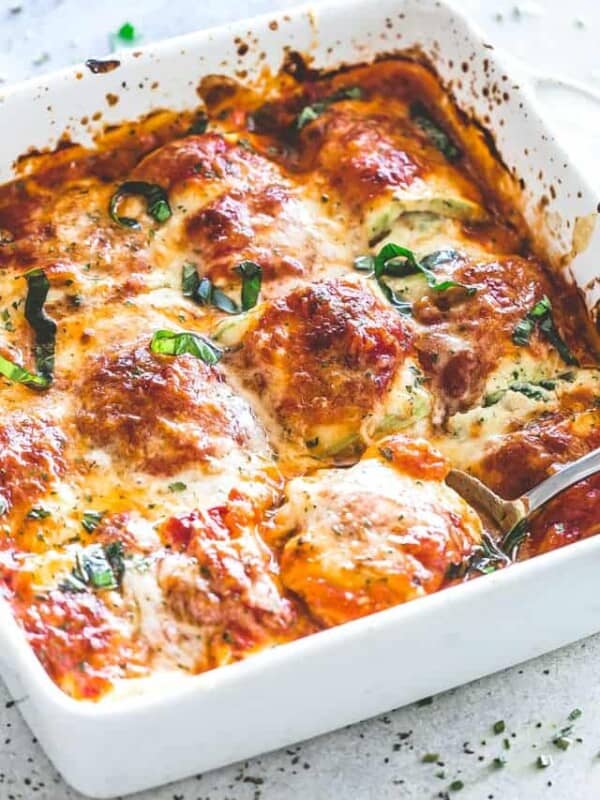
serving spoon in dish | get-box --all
[446,447,600,555]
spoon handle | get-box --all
[524,447,600,515]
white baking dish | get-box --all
[0,1,599,796]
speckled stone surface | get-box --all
[0,1,599,798]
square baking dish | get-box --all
[0,0,599,796]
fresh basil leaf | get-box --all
[501,518,529,559]
[0,353,50,389]
[182,263,199,297]
[419,249,462,271]
[237,260,262,310]
[211,287,239,314]
[150,329,222,365]
[296,86,362,130]
[109,181,172,229]
[81,510,104,534]
[353,255,375,272]
[24,268,56,382]
[410,102,461,161]
[188,111,209,135]
[512,295,578,365]
[62,542,125,593]
[375,243,476,295]
[538,315,579,366]
[377,279,412,316]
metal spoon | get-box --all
[446,446,600,540]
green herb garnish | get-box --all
[168,481,187,492]
[27,506,51,520]
[181,262,262,314]
[81,511,104,533]
[236,260,262,311]
[116,22,136,41]
[449,780,464,792]
[109,181,171,229]
[568,708,582,721]
[411,102,461,161]
[296,86,362,130]
[62,542,125,593]
[492,757,506,768]
[0,354,50,390]
[24,268,56,381]
[150,329,222,365]
[501,518,529,560]
[493,720,506,735]
[422,753,440,763]
[512,296,578,366]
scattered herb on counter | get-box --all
[552,735,573,751]
[150,329,222,365]
[568,708,582,721]
[492,757,506,768]
[537,754,552,768]
[449,779,464,791]
[410,101,461,161]
[110,21,140,51]
[422,753,440,763]
[296,86,362,130]
[493,720,506,735]
[512,295,578,365]
[109,181,171,229]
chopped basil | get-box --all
[296,86,362,130]
[512,296,578,365]
[150,329,222,365]
[181,262,261,314]
[81,510,104,533]
[492,757,506,768]
[236,260,262,311]
[421,753,439,763]
[568,708,582,721]
[375,243,476,295]
[493,720,506,734]
[188,111,209,135]
[0,354,50,389]
[410,102,461,161]
[24,268,56,381]
[449,780,464,792]
[353,255,375,272]
[168,481,187,492]
[61,542,125,593]
[501,517,529,559]
[109,181,172,229]
[27,506,51,520]
[354,243,475,315]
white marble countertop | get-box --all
[0,1,599,798]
